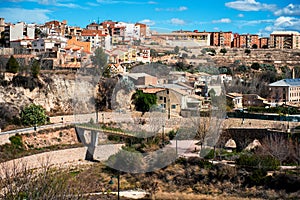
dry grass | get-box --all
[154,192,263,200]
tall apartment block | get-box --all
[4,22,35,47]
[210,31,232,47]
[0,18,5,33]
[232,33,259,48]
[269,31,300,49]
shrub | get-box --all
[247,169,268,186]
[168,130,176,140]
[20,104,48,126]
[236,154,280,171]
[203,149,215,159]
[9,134,24,150]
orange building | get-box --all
[135,23,147,38]
[259,37,269,48]
[210,31,232,47]
[67,36,91,53]
[232,34,259,48]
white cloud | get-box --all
[178,6,188,11]
[274,16,296,28]
[148,1,157,4]
[274,4,300,16]
[5,0,85,8]
[261,16,300,34]
[170,18,185,25]
[225,0,276,12]
[139,19,155,26]
[155,6,188,12]
[97,0,148,4]
[238,13,244,17]
[86,2,101,6]
[212,18,231,23]
[0,7,50,23]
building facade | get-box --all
[269,78,300,103]
[269,31,300,49]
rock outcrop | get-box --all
[0,72,97,128]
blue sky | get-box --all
[1,0,300,36]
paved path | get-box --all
[0,144,124,177]
[169,140,200,157]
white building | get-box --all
[32,38,67,52]
[4,22,35,47]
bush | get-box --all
[236,154,280,171]
[203,149,215,159]
[20,104,48,126]
[247,169,268,186]
[251,62,260,70]
[267,173,300,192]
[168,130,176,140]
[9,134,24,150]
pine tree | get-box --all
[31,59,40,78]
[6,55,20,73]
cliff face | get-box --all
[0,72,96,128]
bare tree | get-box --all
[260,135,291,165]
[191,116,211,150]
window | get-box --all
[171,105,176,109]
[159,96,163,100]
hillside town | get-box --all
[1,16,300,200]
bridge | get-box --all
[75,123,141,161]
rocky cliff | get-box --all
[0,72,96,129]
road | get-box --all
[0,122,73,145]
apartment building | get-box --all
[81,29,110,50]
[210,31,232,47]
[259,37,269,48]
[4,22,35,47]
[232,34,259,48]
[43,20,67,36]
[152,31,211,47]
[68,26,83,37]
[0,18,5,33]
[32,37,67,52]
[135,23,149,39]
[269,31,300,49]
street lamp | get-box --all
[109,173,120,200]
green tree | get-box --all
[6,55,20,73]
[31,59,40,78]
[181,53,188,58]
[150,49,158,57]
[245,49,251,55]
[91,47,108,76]
[251,62,260,70]
[220,48,227,55]
[218,66,232,75]
[174,46,179,54]
[20,104,48,126]
[132,90,157,113]
[208,88,216,97]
